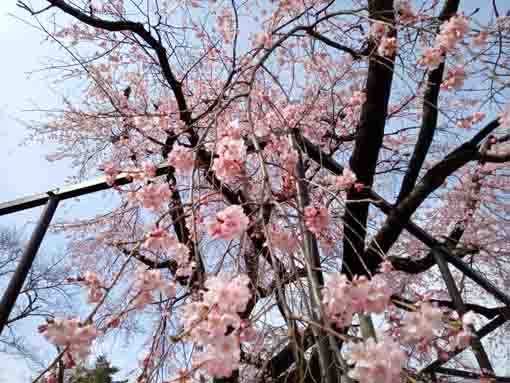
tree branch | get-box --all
[305,29,362,60]
[366,119,500,268]
[342,0,396,279]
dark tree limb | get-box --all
[420,314,508,376]
[365,119,501,270]
[396,0,461,203]
[392,295,510,320]
[305,29,362,60]
[431,248,493,372]
[295,126,510,308]
[342,0,396,279]
[44,0,197,143]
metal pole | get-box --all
[0,195,59,335]
[421,314,507,374]
[431,247,494,373]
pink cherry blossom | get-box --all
[204,274,252,314]
[348,91,367,107]
[332,168,357,190]
[456,111,485,128]
[449,311,477,350]
[133,267,176,309]
[378,260,394,273]
[207,205,249,240]
[371,22,386,39]
[20,1,510,381]
[436,15,470,52]
[441,67,466,91]
[39,318,99,360]
[452,328,473,349]
[347,337,406,383]
[181,275,253,378]
[378,36,398,57]
[194,337,241,378]
[322,274,356,328]
[401,302,443,344]
[418,47,444,69]
[322,274,392,328]
[81,271,103,303]
[168,143,195,176]
[134,183,172,211]
[304,206,330,235]
[396,0,415,23]
[142,161,157,178]
[101,162,120,186]
[253,32,272,48]
[361,275,392,313]
[211,137,246,181]
[217,8,234,44]
[268,226,298,252]
[172,242,194,276]
[143,227,177,250]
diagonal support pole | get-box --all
[375,191,510,306]
[296,133,510,307]
[431,246,494,373]
[0,195,59,335]
[421,314,507,376]
[435,367,510,382]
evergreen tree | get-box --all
[69,356,126,383]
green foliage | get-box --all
[69,356,126,383]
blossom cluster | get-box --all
[418,15,470,70]
[441,66,466,91]
[143,227,177,250]
[322,274,392,328]
[207,205,250,240]
[216,8,234,44]
[212,120,247,182]
[400,302,443,344]
[81,271,104,304]
[371,22,398,57]
[168,143,195,176]
[263,135,298,179]
[39,319,99,360]
[329,168,357,190]
[304,206,330,235]
[132,267,177,309]
[348,337,406,383]
[143,227,195,277]
[100,162,120,186]
[456,111,486,129]
[396,0,415,23]
[378,36,398,57]
[67,271,104,304]
[182,275,255,378]
[129,183,172,211]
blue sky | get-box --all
[0,3,129,381]
[0,2,72,381]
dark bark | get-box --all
[342,0,396,279]
[366,119,500,268]
[397,0,461,203]
[392,295,510,320]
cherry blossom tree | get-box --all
[10,0,510,382]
